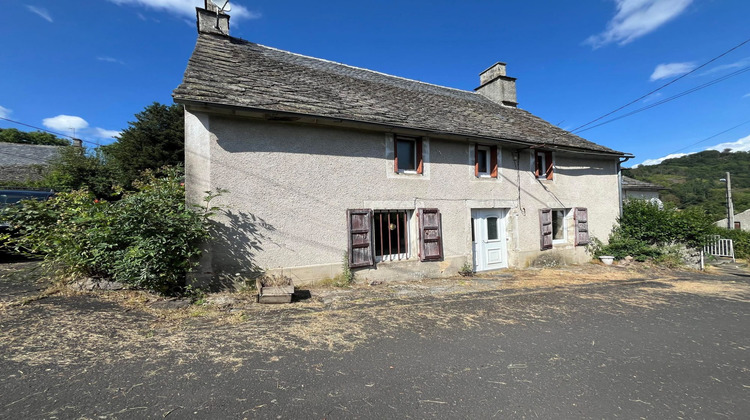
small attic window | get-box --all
[535,151,553,180]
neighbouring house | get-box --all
[173,3,633,286]
[716,208,750,231]
[0,142,63,184]
[621,175,664,208]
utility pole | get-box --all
[724,172,735,229]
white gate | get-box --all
[703,235,735,262]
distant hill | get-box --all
[623,150,750,221]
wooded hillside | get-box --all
[623,150,750,221]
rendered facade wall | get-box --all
[185,109,621,285]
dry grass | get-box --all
[1,262,748,369]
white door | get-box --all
[472,209,508,272]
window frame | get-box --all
[551,208,569,244]
[394,136,423,174]
[474,144,498,178]
[476,145,491,176]
[534,150,554,180]
[373,209,411,262]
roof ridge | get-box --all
[255,41,484,98]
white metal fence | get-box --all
[703,235,735,262]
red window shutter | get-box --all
[474,144,479,177]
[418,208,443,261]
[540,208,553,250]
[545,151,554,180]
[416,138,424,174]
[347,209,374,268]
[574,207,590,246]
[490,145,498,178]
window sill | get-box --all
[376,255,410,263]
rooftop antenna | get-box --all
[209,0,231,29]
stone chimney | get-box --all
[72,138,82,148]
[197,0,230,35]
[475,62,517,107]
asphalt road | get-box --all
[1,267,748,419]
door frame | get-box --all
[471,208,509,272]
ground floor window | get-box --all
[374,210,410,260]
[347,208,442,267]
[552,209,568,242]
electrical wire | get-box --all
[575,65,750,134]
[570,37,750,134]
[669,118,750,155]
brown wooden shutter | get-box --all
[418,208,443,261]
[416,138,424,174]
[545,151,554,180]
[347,209,374,268]
[540,208,553,250]
[574,207,590,246]
[490,145,498,178]
[474,144,479,177]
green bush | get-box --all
[717,228,750,259]
[596,200,719,261]
[2,167,217,294]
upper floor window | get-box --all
[535,150,553,180]
[395,136,423,174]
[475,144,498,178]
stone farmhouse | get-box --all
[174,3,633,286]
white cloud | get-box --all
[42,115,89,133]
[97,56,125,65]
[108,0,260,20]
[26,5,53,22]
[700,57,750,76]
[633,152,690,167]
[743,93,750,99]
[706,134,750,153]
[0,105,11,119]
[585,0,692,48]
[93,128,121,139]
[634,132,750,167]
[649,62,696,81]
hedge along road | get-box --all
[0,262,749,419]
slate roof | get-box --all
[0,143,62,166]
[174,33,626,155]
[622,176,664,191]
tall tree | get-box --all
[43,146,114,198]
[0,128,69,146]
[102,102,184,187]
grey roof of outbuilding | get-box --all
[174,33,625,155]
[0,143,62,166]
[622,176,664,190]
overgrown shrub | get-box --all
[717,227,750,259]
[2,167,217,294]
[595,200,719,261]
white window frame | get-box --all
[476,145,491,177]
[535,151,547,179]
[551,208,569,244]
[396,137,417,174]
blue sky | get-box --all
[1,0,749,167]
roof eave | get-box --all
[173,97,629,157]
